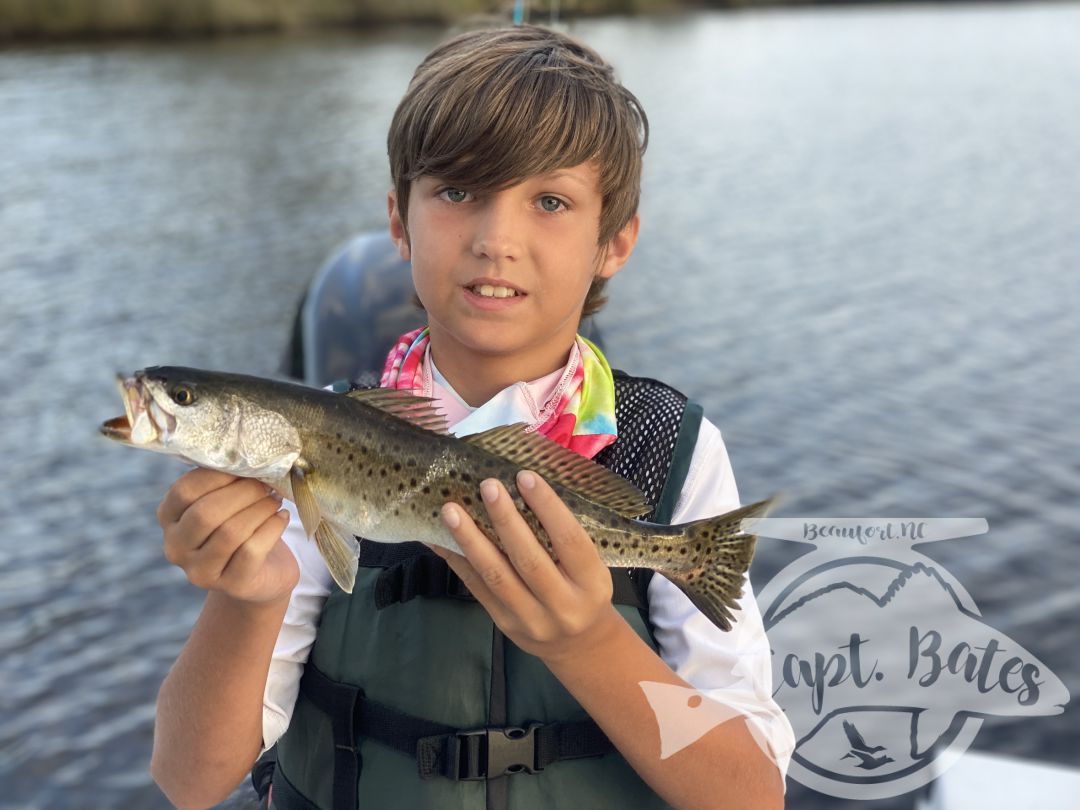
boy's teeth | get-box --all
[474,284,518,298]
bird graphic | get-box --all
[840,720,894,770]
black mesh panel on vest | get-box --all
[595,372,688,522]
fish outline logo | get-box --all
[638,582,797,780]
[743,516,1070,800]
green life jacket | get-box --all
[271,373,704,810]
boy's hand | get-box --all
[157,468,299,605]
[432,470,623,665]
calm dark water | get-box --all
[1,5,1078,808]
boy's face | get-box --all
[388,161,638,381]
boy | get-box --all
[151,24,793,810]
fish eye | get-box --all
[171,386,196,406]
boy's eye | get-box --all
[441,188,470,203]
[539,195,565,213]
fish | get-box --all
[101,366,776,631]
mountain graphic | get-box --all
[766,561,1069,757]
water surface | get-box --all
[2,6,1078,807]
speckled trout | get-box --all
[101,367,775,631]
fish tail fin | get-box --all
[665,497,777,631]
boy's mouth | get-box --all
[464,280,525,299]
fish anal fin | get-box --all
[345,389,449,435]
[462,424,649,518]
[315,521,359,593]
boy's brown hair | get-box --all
[387,24,649,316]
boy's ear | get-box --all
[388,189,411,261]
[596,213,640,280]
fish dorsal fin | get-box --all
[345,388,449,435]
[462,424,650,519]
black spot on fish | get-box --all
[348,453,354,461]
[410,478,417,487]
[441,488,450,497]
[448,470,457,479]
[461,473,473,483]
[613,542,621,550]
[462,496,472,506]
[380,469,387,477]
[336,432,342,440]
[600,540,609,548]
[393,462,401,471]
[431,510,438,518]
[398,483,405,492]
[422,486,430,494]
[651,545,659,553]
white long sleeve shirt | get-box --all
[262,361,794,779]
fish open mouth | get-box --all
[100,373,175,445]
[100,414,133,441]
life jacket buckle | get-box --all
[452,723,543,780]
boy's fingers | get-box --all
[157,468,246,526]
[440,503,543,620]
[515,471,610,594]
[476,479,569,606]
[205,493,286,558]
[218,508,292,586]
[432,541,523,632]
[168,491,280,571]
[432,545,500,613]
[170,479,278,556]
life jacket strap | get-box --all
[367,542,479,607]
[299,663,615,784]
[362,541,650,611]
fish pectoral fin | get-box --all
[290,464,321,538]
[344,388,449,435]
[315,521,359,594]
[462,424,650,518]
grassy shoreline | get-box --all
[1,0,1054,42]
[0,0,701,41]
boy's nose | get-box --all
[471,197,522,263]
